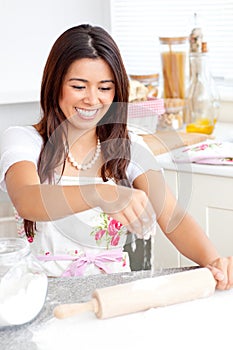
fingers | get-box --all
[107,188,156,239]
[127,194,156,238]
[137,203,156,239]
[207,256,233,290]
[206,264,225,287]
[118,205,154,238]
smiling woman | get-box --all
[0,24,233,288]
[0,24,157,277]
[59,57,115,131]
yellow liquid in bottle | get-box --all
[186,118,214,135]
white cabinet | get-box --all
[153,159,233,269]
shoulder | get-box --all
[0,126,42,191]
[1,125,42,149]
[0,125,43,165]
[3,125,41,141]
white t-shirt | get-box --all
[0,126,161,276]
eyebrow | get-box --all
[68,78,115,84]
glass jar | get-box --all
[129,73,160,98]
[158,98,185,130]
[159,36,189,100]
[186,44,220,134]
[0,237,48,327]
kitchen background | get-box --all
[0,0,232,269]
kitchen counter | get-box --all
[156,149,233,178]
[1,267,233,350]
[145,122,233,178]
[0,268,188,350]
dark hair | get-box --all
[24,24,130,238]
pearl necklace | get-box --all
[67,138,101,171]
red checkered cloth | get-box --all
[128,98,165,119]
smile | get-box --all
[75,108,98,119]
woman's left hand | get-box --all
[206,257,233,290]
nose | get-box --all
[83,87,99,106]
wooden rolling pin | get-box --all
[53,268,216,320]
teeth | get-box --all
[76,108,97,117]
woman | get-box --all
[0,24,232,288]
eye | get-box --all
[71,85,85,90]
[99,87,113,91]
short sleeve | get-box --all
[127,132,162,185]
[0,126,42,192]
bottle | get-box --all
[189,13,203,53]
[186,42,220,134]
[0,237,48,327]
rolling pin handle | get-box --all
[53,297,99,319]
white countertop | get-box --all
[7,269,231,350]
[155,122,233,178]
[32,280,233,350]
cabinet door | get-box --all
[152,170,233,269]
[180,173,233,266]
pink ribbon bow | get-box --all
[37,249,123,277]
[62,249,123,277]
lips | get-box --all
[75,108,98,120]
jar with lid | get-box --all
[0,237,48,327]
[129,73,160,98]
[159,37,189,100]
[186,42,220,134]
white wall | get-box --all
[0,0,111,126]
[0,0,111,104]
[0,0,111,139]
[0,0,111,204]
[0,101,40,139]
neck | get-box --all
[68,127,97,148]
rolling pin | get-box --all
[53,268,216,320]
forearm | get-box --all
[133,170,220,266]
[164,212,220,267]
[11,181,132,222]
[12,184,95,221]
[6,161,121,221]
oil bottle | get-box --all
[186,42,220,134]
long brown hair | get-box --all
[24,24,130,238]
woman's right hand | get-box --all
[93,184,156,239]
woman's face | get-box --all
[59,58,116,130]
